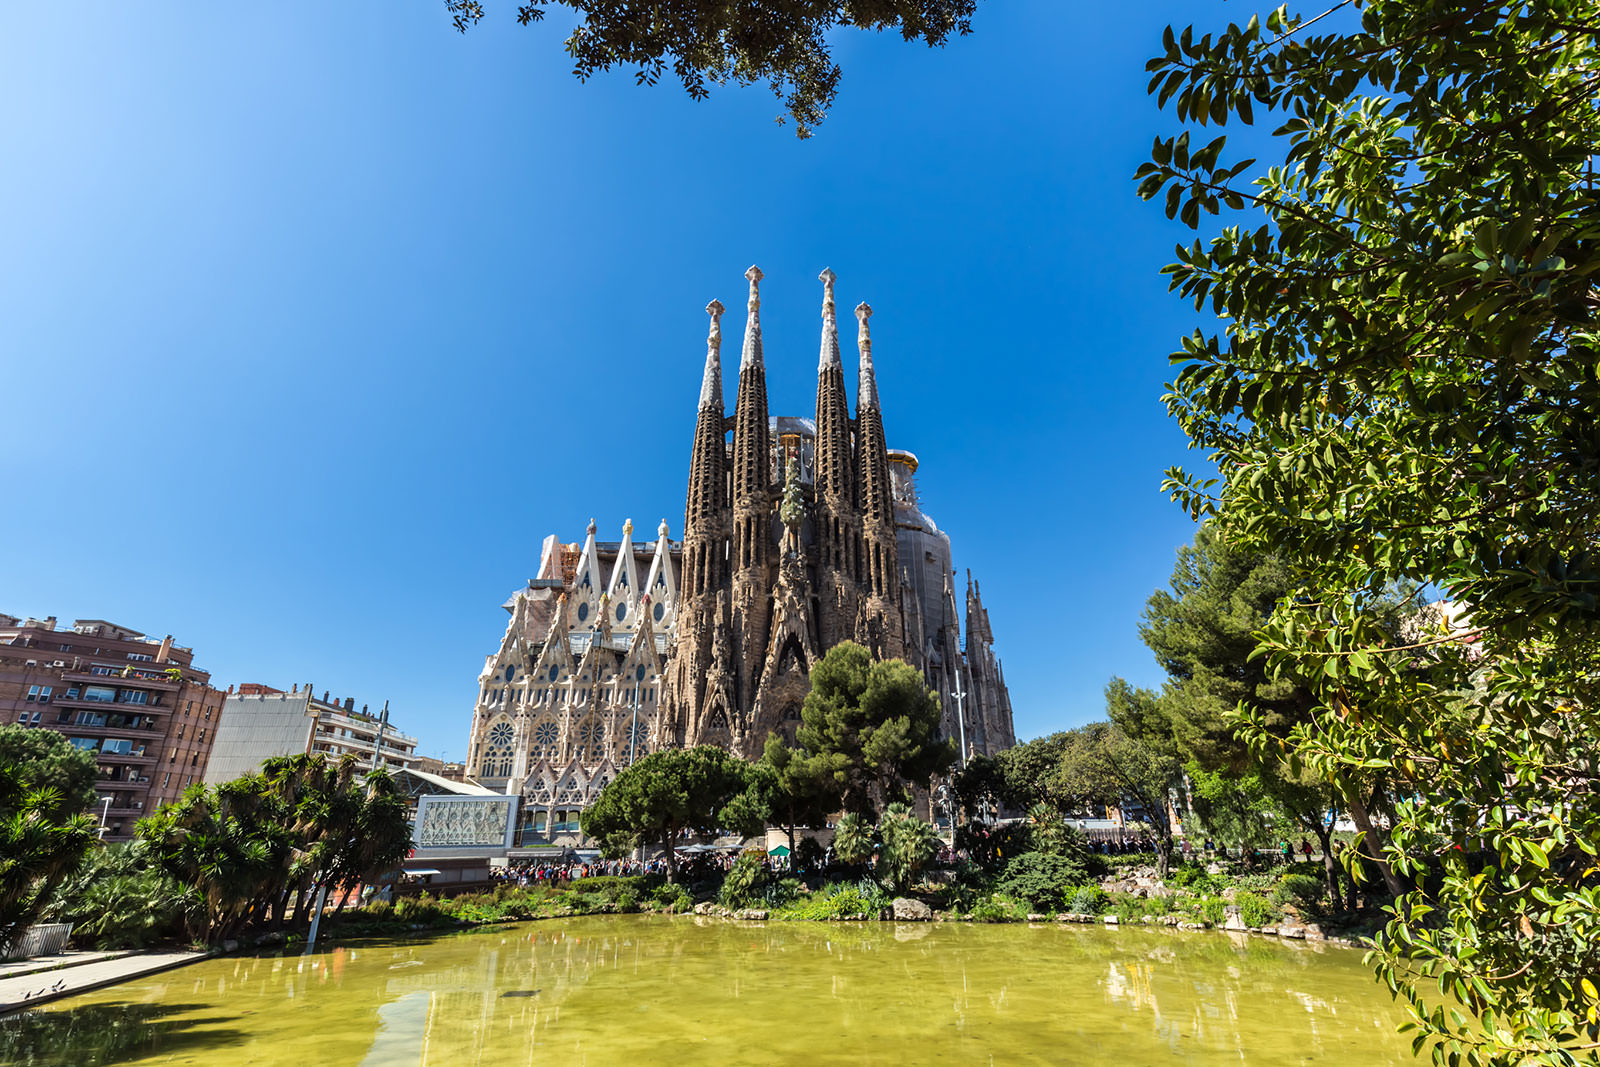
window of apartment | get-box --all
[198,728,206,742]
[190,752,199,766]
[59,643,71,652]
[204,706,212,720]
[68,737,100,752]
[89,665,116,676]
[185,701,193,715]
[161,773,171,788]
[176,724,185,739]
[102,738,134,755]
[168,750,177,763]
[83,685,117,702]
[127,653,152,662]
[63,687,79,699]
[117,690,149,705]
[25,685,52,703]
[75,711,107,727]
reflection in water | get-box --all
[8,918,1414,1065]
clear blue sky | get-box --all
[1,2,1218,761]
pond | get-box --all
[1,916,1417,1065]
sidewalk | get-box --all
[0,949,208,1014]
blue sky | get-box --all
[1,2,1221,761]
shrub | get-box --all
[994,852,1091,911]
[1068,886,1108,915]
[763,878,803,909]
[719,852,765,908]
[968,894,1028,923]
[774,879,886,920]
[877,803,939,894]
[1273,873,1326,915]
[1199,897,1226,927]
[1235,890,1279,928]
[651,883,693,913]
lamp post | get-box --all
[97,796,111,839]
[372,699,390,771]
[951,676,969,770]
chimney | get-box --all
[155,635,173,663]
[228,683,234,694]
[344,697,355,712]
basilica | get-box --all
[465,268,1015,834]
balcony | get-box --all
[95,751,155,766]
[51,695,168,713]
[60,671,180,691]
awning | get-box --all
[768,845,791,856]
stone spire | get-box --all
[856,301,880,409]
[731,266,772,559]
[854,300,902,658]
[814,268,859,647]
[683,299,730,599]
[855,303,893,531]
[699,299,724,411]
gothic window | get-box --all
[577,602,590,622]
[654,602,665,621]
[615,603,626,622]
[531,720,559,759]
[548,665,560,682]
[625,720,649,761]
[575,719,602,762]
[480,719,515,777]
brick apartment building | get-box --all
[0,614,227,839]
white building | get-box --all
[205,683,419,784]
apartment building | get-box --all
[205,683,419,783]
[0,614,227,839]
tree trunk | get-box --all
[1345,789,1406,900]
[1311,821,1343,915]
[663,827,678,883]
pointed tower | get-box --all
[813,268,860,649]
[853,302,905,659]
[682,301,730,600]
[725,265,775,742]
[667,299,736,749]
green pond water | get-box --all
[1,916,1417,1065]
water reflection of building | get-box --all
[465,269,1016,840]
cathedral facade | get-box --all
[466,268,1015,835]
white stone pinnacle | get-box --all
[819,268,840,373]
[700,299,725,411]
[741,265,764,371]
[856,302,879,409]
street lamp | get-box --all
[97,796,111,839]
[950,676,969,770]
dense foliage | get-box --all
[580,745,756,880]
[137,754,411,943]
[444,0,978,137]
[0,727,98,951]
[1138,1,1600,1060]
[797,641,956,817]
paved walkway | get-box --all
[0,950,208,1013]
[0,949,130,982]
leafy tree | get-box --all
[994,851,1094,912]
[798,641,956,818]
[1054,685,1183,877]
[445,0,978,137]
[876,801,939,894]
[1140,527,1365,904]
[830,811,876,869]
[1138,1,1600,1059]
[993,733,1074,811]
[47,842,191,949]
[749,735,842,857]
[0,724,98,821]
[0,763,96,951]
[581,745,752,881]
[137,755,411,942]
